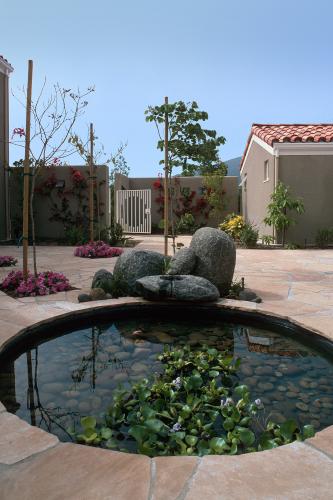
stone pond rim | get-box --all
[1,300,332,363]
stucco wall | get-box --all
[9,165,110,240]
[114,174,239,230]
[240,141,275,238]
[279,155,333,245]
[0,73,8,239]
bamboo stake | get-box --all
[22,60,33,280]
[164,97,169,256]
[89,123,94,241]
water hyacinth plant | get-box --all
[73,345,314,456]
[0,256,17,267]
[0,270,70,297]
[74,241,123,259]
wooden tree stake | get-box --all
[164,96,169,256]
[22,60,33,280]
[89,122,94,241]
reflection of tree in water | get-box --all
[70,326,129,389]
[26,347,78,440]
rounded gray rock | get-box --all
[78,293,92,303]
[167,247,196,275]
[190,227,236,296]
[113,249,166,295]
[136,274,219,302]
[92,269,114,294]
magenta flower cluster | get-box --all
[74,241,123,259]
[1,270,70,297]
[0,256,18,267]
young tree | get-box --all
[263,182,305,246]
[69,132,129,229]
[145,100,226,234]
[11,82,94,274]
[203,163,228,220]
[145,100,226,176]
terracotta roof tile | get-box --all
[0,55,13,71]
[240,124,333,169]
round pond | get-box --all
[0,306,333,453]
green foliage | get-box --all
[227,278,245,299]
[238,223,258,248]
[219,214,245,240]
[263,182,305,246]
[64,226,88,246]
[261,234,275,246]
[203,165,227,218]
[73,344,314,456]
[175,213,198,234]
[315,228,333,248]
[145,101,226,176]
[285,242,301,250]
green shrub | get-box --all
[64,226,88,246]
[176,213,198,234]
[316,228,333,249]
[238,224,258,248]
[261,235,275,246]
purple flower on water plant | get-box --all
[172,377,182,390]
[170,423,182,433]
[255,398,263,407]
[220,397,234,408]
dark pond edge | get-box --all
[1,301,333,363]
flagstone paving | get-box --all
[0,238,332,499]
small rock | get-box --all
[62,390,80,398]
[296,402,309,412]
[92,269,114,294]
[78,293,91,303]
[131,362,147,373]
[90,287,106,301]
[78,401,91,413]
[115,352,131,361]
[238,289,258,301]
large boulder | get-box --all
[190,227,236,296]
[167,247,196,275]
[136,275,219,302]
[91,269,114,294]
[113,249,166,295]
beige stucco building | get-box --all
[240,124,333,245]
[0,55,13,240]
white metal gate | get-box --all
[116,189,151,233]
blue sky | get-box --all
[2,0,333,177]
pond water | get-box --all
[1,315,333,447]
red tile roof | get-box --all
[240,124,333,169]
[0,55,13,71]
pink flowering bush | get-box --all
[74,241,123,259]
[0,270,70,297]
[0,256,17,267]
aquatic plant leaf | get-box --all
[302,425,315,439]
[81,416,97,430]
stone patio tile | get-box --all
[0,401,6,412]
[305,425,333,457]
[152,456,198,500]
[185,443,333,500]
[0,412,58,465]
[0,443,151,500]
